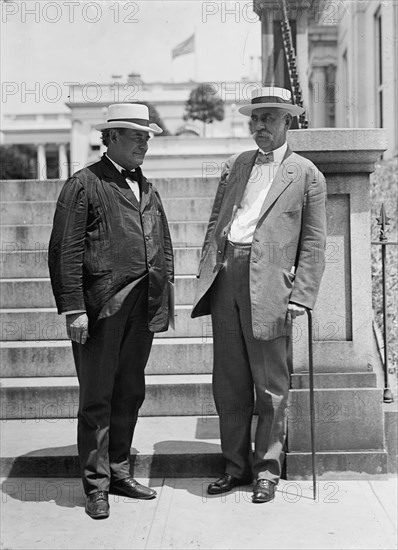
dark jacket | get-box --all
[48,155,174,332]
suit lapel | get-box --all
[139,171,151,212]
[217,150,257,231]
[101,155,140,210]
[257,146,295,221]
[232,150,258,207]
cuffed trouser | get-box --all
[210,241,292,484]
[72,280,153,495]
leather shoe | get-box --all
[85,491,109,519]
[109,477,157,500]
[207,473,252,495]
[252,479,276,503]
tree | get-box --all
[183,83,225,136]
[0,145,37,180]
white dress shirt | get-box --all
[228,142,287,243]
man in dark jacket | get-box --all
[48,103,174,519]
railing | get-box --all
[372,203,397,403]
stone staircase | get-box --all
[0,177,395,478]
[0,177,226,478]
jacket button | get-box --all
[145,236,150,241]
[217,250,221,254]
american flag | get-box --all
[172,34,195,59]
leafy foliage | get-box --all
[370,158,398,374]
[0,145,37,180]
[183,83,225,127]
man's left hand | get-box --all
[287,302,306,319]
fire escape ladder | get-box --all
[279,0,309,128]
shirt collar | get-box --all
[106,154,137,175]
[258,142,287,164]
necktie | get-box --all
[255,151,274,165]
[122,169,139,183]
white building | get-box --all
[1,76,259,178]
[254,0,397,158]
[334,0,397,158]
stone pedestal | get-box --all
[284,128,389,476]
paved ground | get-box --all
[0,476,396,549]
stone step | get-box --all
[0,306,211,341]
[286,451,388,477]
[0,180,64,202]
[0,198,214,225]
[164,198,213,221]
[0,247,202,278]
[1,201,55,225]
[1,222,208,248]
[0,338,213,377]
[0,374,215,419]
[0,416,224,478]
[291,372,377,389]
[0,177,219,202]
[287,388,385,452]
[0,275,197,308]
[0,377,385,454]
[0,417,389,479]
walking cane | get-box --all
[306,308,317,500]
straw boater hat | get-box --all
[95,103,163,134]
[239,87,305,117]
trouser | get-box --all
[72,280,153,495]
[210,241,292,484]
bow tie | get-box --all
[255,151,274,165]
[122,169,140,183]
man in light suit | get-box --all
[192,87,327,503]
[49,103,174,519]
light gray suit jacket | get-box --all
[191,147,327,340]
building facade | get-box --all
[253,0,397,157]
[1,77,260,177]
[334,0,397,158]
[2,0,396,180]
[66,76,259,171]
[0,113,70,180]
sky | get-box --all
[1,0,262,115]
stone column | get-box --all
[58,144,68,180]
[284,128,389,477]
[36,144,47,180]
[310,65,327,127]
[288,128,387,371]
[260,11,275,84]
[308,24,338,128]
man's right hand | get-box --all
[66,313,89,344]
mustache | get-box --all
[253,131,273,138]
